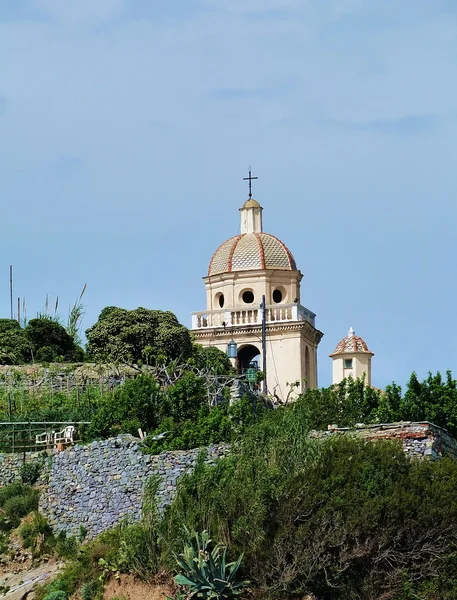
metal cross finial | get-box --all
[243,166,258,199]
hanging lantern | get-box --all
[226,340,238,358]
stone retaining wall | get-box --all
[0,451,46,485]
[310,421,457,460]
[0,421,455,540]
[39,436,229,538]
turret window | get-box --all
[344,359,353,369]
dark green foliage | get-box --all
[85,306,192,365]
[85,374,162,439]
[43,592,68,600]
[161,371,207,422]
[187,345,235,376]
[100,521,160,580]
[86,369,261,450]
[0,319,31,364]
[172,527,247,599]
[302,376,381,430]
[55,530,79,559]
[81,580,103,600]
[0,482,39,530]
[19,511,53,555]
[143,394,263,454]
[161,401,457,599]
[301,371,457,438]
[25,318,84,362]
[20,460,43,485]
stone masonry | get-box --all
[0,422,454,540]
[310,421,457,460]
[0,451,46,485]
[38,436,228,538]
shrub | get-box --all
[0,481,28,504]
[81,579,103,600]
[43,592,68,600]
[26,318,83,363]
[20,460,43,485]
[85,374,162,439]
[55,530,79,559]
[20,512,52,555]
[0,484,39,529]
[116,521,159,579]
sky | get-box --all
[1,0,457,389]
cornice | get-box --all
[191,321,324,344]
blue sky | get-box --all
[1,0,457,388]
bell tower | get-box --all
[191,174,323,402]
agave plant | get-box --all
[172,527,248,599]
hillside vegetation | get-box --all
[25,400,457,600]
[2,305,457,598]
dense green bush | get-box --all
[43,592,68,600]
[20,460,43,485]
[85,306,192,364]
[85,374,162,439]
[143,394,264,454]
[0,319,31,364]
[55,530,79,559]
[20,511,53,555]
[187,344,235,376]
[81,579,103,600]
[0,482,39,530]
[26,318,84,362]
[302,371,457,438]
[161,400,457,599]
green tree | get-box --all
[0,319,31,364]
[85,374,163,439]
[300,376,383,431]
[187,345,235,376]
[85,307,192,365]
[160,372,207,422]
[25,318,84,362]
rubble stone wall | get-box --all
[310,421,457,460]
[38,436,228,538]
[0,421,455,540]
[0,451,46,485]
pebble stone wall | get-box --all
[39,436,229,538]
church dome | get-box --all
[330,328,373,356]
[208,232,297,276]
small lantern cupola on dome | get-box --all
[330,327,374,385]
[240,198,263,234]
[240,167,263,234]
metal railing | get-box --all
[0,421,90,453]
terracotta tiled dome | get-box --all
[331,328,373,356]
[208,233,297,276]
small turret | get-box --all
[329,327,374,385]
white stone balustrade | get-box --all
[191,303,316,329]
